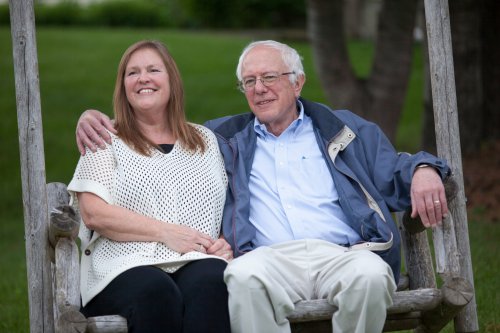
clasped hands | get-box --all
[163,224,233,261]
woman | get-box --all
[68,40,231,333]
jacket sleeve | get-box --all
[340,111,450,212]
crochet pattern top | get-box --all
[68,124,228,306]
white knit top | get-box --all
[68,124,228,306]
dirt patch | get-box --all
[462,140,500,223]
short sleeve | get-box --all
[68,135,116,205]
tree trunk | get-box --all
[449,0,483,155]
[481,0,500,142]
[306,0,418,142]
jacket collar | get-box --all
[299,97,346,142]
[211,97,346,141]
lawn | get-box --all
[0,27,497,332]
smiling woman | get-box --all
[113,41,205,156]
[67,40,231,333]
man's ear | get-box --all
[294,74,306,97]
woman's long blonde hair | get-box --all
[113,40,205,155]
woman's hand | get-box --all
[206,237,233,261]
[162,224,215,254]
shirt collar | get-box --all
[253,100,305,138]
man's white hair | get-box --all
[236,40,305,84]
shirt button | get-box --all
[84,249,91,256]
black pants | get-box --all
[81,259,230,333]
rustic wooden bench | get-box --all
[46,176,473,333]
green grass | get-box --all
[1,27,497,332]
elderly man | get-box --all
[76,40,449,333]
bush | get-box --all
[1,0,305,29]
[5,1,173,28]
[181,0,306,29]
[85,0,171,27]
[0,5,9,26]
[35,2,83,26]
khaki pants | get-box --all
[224,239,396,333]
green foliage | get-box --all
[0,5,9,25]
[35,2,83,26]
[182,0,306,29]
[0,1,176,28]
[0,0,306,29]
[84,0,171,27]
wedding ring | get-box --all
[199,244,204,252]
[434,200,440,205]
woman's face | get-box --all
[124,48,170,115]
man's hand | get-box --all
[410,166,449,228]
[76,109,117,155]
[206,236,233,261]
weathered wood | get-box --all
[87,316,128,333]
[47,183,82,333]
[291,312,423,333]
[288,288,442,322]
[54,238,81,332]
[417,277,474,333]
[46,183,74,262]
[397,273,409,291]
[424,0,478,330]
[49,205,79,246]
[56,306,87,333]
[8,1,54,332]
[383,311,421,331]
[398,212,437,290]
[85,289,444,333]
[431,211,460,277]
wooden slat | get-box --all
[423,0,478,330]
[87,316,128,333]
[9,1,54,332]
[288,288,442,322]
[398,211,437,290]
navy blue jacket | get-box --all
[205,98,450,281]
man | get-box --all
[76,40,449,333]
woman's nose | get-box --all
[138,71,150,83]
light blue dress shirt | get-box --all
[249,102,362,247]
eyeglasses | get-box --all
[238,72,295,92]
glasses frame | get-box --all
[237,71,296,93]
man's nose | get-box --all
[254,79,268,93]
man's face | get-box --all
[241,46,304,136]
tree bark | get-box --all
[306,0,418,142]
[449,0,483,155]
[481,0,500,142]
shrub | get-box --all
[85,0,171,27]
[0,5,9,26]
[35,2,83,26]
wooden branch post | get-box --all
[423,0,478,331]
[8,0,54,332]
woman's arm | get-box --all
[77,192,214,253]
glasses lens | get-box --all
[262,73,279,84]
[243,78,256,90]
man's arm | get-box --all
[76,110,116,155]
